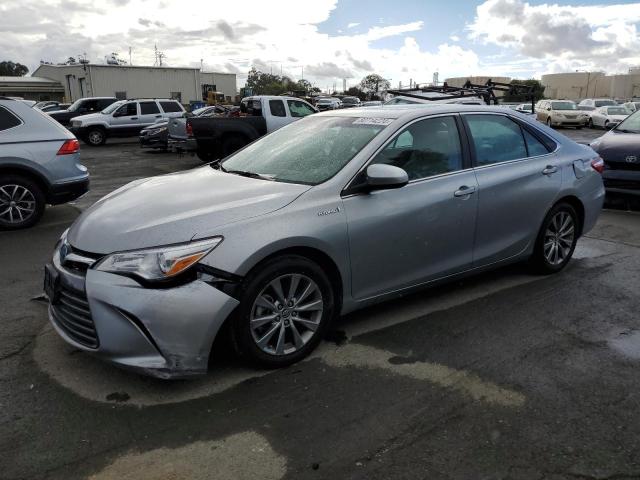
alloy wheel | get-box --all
[250,274,324,356]
[543,211,575,266]
[88,130,104,145]
[0,184,36,224]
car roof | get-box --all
[245,95,309,102]
[314,103,531,120]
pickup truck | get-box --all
[189,95,317,161]
[48,97,117,127]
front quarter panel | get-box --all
[198,189,352,310]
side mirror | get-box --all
[365,164,408,191]
[112,110,124,117]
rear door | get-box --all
[267,99,289,132]
[138,101,163,128]
[461,113,561,266]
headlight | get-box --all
[95,237,223,281]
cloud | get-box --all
[450,35,460,42]
[347,22,359,28]
[305,62,353,78]
[468,0,640,73]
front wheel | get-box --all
[546,117,553,127]
[530,202,579,274]
[0,175,45,230]
[231,255,335,367]
[85,128,106,146]
[588,118,594,129]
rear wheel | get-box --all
[231,255,335,367]
[196,148,217,162]
[530,202,579,274]
[0,175,45,230]
[546,117,553,127]
[85,127,106,146]
[222,135,247,157]
[588,118,594,128]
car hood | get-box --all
[67,167,311,254]
[607,115,628,121]
[71,112,105,124]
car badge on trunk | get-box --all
[626,156,638,163]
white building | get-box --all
[541,70,640,101]
[32,64,237,104]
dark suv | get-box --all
[48,97,117,127]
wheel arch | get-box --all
[553,195,585,236]
[0,164,50,198]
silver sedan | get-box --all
[45,105,605,378]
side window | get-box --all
[287,100,315,118]
[140,101,160,115]
[0,106,22,131]
[269,100,286,117]
[371,116,463,181]
[99,99,115,109]
[159,101,182,113]
[523,129,550,156]
[465,115,527,166]
[83,100,99,112]
[115,102,137,116]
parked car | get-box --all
[515,103,534,114]
[341,96,361,108]
[588,105,630,129]
[168,105,238,153]
[362,101,383,107]
[0,97,89,229]
[48,97,117,127]
[69,98,185,146]
[44,104,604,378]
[316,97,342,110]
[139,121,169,150]
[589,110,640,197]
[40,103,70,113]
[622,101,640,113]
[535,100,588,128]
[190,95,317,161]
[578,98,617,109]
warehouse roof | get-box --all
[0,76,62,84]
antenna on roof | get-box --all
[153,44,166,67]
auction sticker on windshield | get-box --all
[353,117,394,126]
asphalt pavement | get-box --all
[2,128,640,480]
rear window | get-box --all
[140,101,160,115]
[269,100,286,117]
[0,106,22,131]
[159,101,182,113]
[595,100,616,107]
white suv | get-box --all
[70,98,185,146]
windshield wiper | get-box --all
[219,165,274,181]
[615,128,638,134]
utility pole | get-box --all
[129,47,132,65]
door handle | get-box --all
[131,117,138,120]
[542,165,558,175]
[155,115,162,118]
[454,185,476,197]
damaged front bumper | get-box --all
[46,246,240,379]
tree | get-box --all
[346,86,366,101]
[0,61,29,77]
[246,68,301,95]
[359,74,390,96]
[503,79,545,102]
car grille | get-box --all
[565,115,577,119]
[60,243,101,276]
[51,285,99,348]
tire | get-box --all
[196,148,217,162]
[222,135,246,157]
[85,127,106,146]
[231,255,336,368]
[588,118,594,129]
[604,121,610,130]
[576,126,583,130]
[530,202,579,274]
[546,117,553,128]
[0,174,45,230]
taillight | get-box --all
[186,121,193,137]
[590,156,604,174]
[57,139,80,155]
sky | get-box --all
[2,0,640,91]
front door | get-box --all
[111,102,139,136]
[462,113,562,266]
[342,115,478,300]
